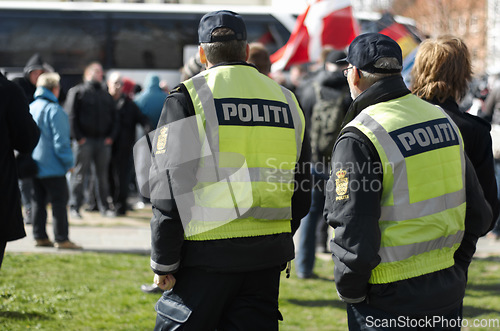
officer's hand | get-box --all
[154,273,176,291]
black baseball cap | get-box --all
[325,50,347,64]
[339,33,403,73]
[198,10,247,44]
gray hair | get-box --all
[360,58,402,85]
[200,27,247,64]
[36,72,60,90]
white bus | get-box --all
[0,1,297,91]
[0,1,421,92]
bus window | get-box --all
[0,3,295,88]
[110,13,200,70]
[0,11,106,75]
[109,12,291,72]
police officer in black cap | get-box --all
[324,33,492,329]
[142,10,311,330]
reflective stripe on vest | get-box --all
[343,94,466,284]
[351,111,466,222]
[182,66,305,240]
[191,75,304,162]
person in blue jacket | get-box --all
[134,73,168,130]
[30,72,81,249]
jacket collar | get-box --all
[209,61,255,70]
[33,86,58,103]
[341,75,410,127]
[427,97,460,114]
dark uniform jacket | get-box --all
[324,76,492,316]
[150,62,312,275]
[0,73,40,242]
[64,81,119,141]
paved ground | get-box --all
[6,203,152,255]
[6,203,500,258]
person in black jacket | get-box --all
[294,49,351,278]
[106,72,150,215]
[11,53,51,225]
[0,72,40,268]
[64,62,119,218]
[134,10,311,330]
[411,35,499,233]
[324,33,492,330]
[11,53,52,104]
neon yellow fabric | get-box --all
[183,65,305,241]
[345,94,466,284]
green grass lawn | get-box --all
[1,252,499,330]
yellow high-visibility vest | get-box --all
[182,65,306,241]
[343,93,466,284]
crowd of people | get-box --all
[3,53,169,252]
[2,8,500,330]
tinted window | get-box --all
[0,10,107,74]
[110,13,290,70]
[0,9,291,75]
[110,12,201,70]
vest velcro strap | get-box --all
[370,246,458,284]
[185,218,291,241]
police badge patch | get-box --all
[335,169,349,201]
[155,126,168,155]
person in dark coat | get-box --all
[64,62,119,218]
[411,35,499,232]
[324,33,492,329]
[0,71,40,268]
[107,72,151,215]
[11,53,52,104]
[294,49,351,278]
[135,11,311,328]
[11,53,51,224]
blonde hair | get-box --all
[411,35,472,103]
[36,72,60,90]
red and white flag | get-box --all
[270,0,359,72]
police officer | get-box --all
[144,10,311,330]
[324,33,492,329]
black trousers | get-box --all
[154,266,282,331]
[109,147,133,214]
[32,176,70,242]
